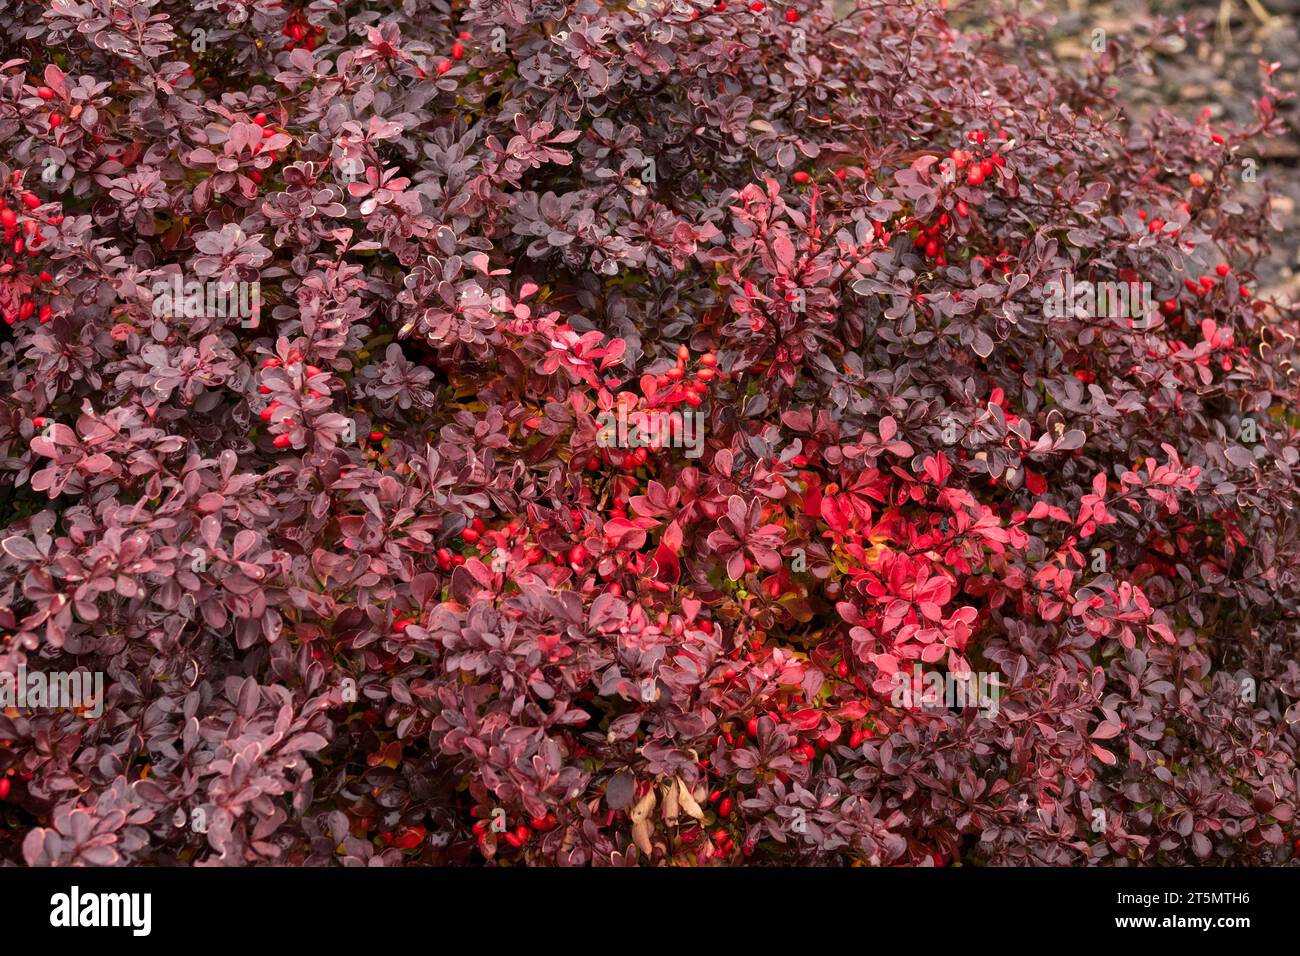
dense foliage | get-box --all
[1,0,1297,866]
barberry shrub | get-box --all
[0,0,1296,867]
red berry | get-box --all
[393,826,424,850]
[793,170,809,184]
[36,87,54,100]
[785,8,799,21]
[0,778,10,800]
[253,113,268,127]
[452,41,464,60]
[966,166,984,186]
[1216,263,1230,277]
[49,114,62,128]
[273,434,291,448]
[22,193,39,209]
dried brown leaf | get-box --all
[677,778,704,820]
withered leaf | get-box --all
[630,787,656,825]
[631,817,654,856]
[677,778,705,820]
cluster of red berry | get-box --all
[247,113,283,185]
[0,183,59,327]
[257,352,329,448]
[904,130,1010,267]
[457,515,586,575]
[651,344,718,409]
[576,345,720,474]
[469,807,557,852]
[432,31,470,76]
[282,12,327,52]
[32,83,64,134]
[1177,262,1250,302]
[952,128,1008,186]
